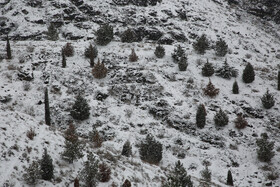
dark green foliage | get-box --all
[234,114,248,129]
[154,45,165,58]
[226,170,233,186]
[47,23,59,41]
[214,109,229,127]
[23,161,41,185]
[79,152,99,187]
[202,60,214,77]
[6,36,12,59]
[121,28,137,43]
[232,80,239,94]
[201,166,211,182]
[164,160,193,187]
[215,60,238,79]
[203,79,220,97]
[40,148,54,181]
[121,141,132,157]
[61,124,84,163]
[242,63,255,83]
[193,34,209,55]
[172,45,185,63]
[44,88,51,126]
[261,90,275,109]
[63,43,74,57]
[70,95,90,120]
[62,50,66,68]
[95,24,114,46]
[215,38,228,57]
[84,44,98,67]
[178,55,188,71]
[278,71,280,91]
[256,133,275,162]
[196,104,207,128]
[139,134,163,164]
[129,48,138,62]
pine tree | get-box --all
[215,60,238,79]
[62,50,66,68]
[234,114,248,129]
[129,48,138,62]
[256,133,275,162]
[154,45,165,58]
[196,104,207,129]
[201,166,211,182]
[70,95,90,120]
[232,80,239,94]
[84,44,98,67]
[139,134,163,164]
[178,55,188,71]
[215,38,228,57]
[214,109,229,127]
[92,59,108,79]
[47,23,59,41]
[172,45,185,63]
[89,127,103,148]
[278,70,280,91]
[164,160,193,187]
[44,88,51,126]
[63,43,74,57]
[23,160,41,185]
[203,79,220,97]
[79,152,99,187]
[242,63,255,83]
[95,24,114,46]
[202,60,214,77]
[40,148,54,181]
[6,35,12,59]
[193,34,209,55]
[121,140,132,157]
[61,124,84,163]
[226,170,233,186]
[261,90,275,109]
[121,28,137,43]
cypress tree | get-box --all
[44,88,51,126]
[201,166,211,182]
[40,148,54,181]
[226,170,233,186]
[242,63,255,83]
[6,35,12,59]
[202,60,214,77]
[70,95,90,120]
[232,80,239,94]
[277,70,280,91]
[196,104,207,128]
[62,50,66,68]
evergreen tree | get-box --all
[139,134,163,164]
[95,24,114,46]
[226,170,233,186]
[178,55,188,71]
[154,45,165,58]
[261,90,275,109]
[203,79,220,97]
[63,43,74,57]
[278,70,280,91]
[164,160,193,187]
[74,178,79,187]
[84,44,98,67]
[234,114,248,129]
[129,48,138,62]
[122,179,131,187]
[202,60,214,77]
[214,109,229,127]
[200,166,211,182]
[196,104,207,128]
[79,152,99,187]
[40,148,54,181]
[61,124,84,163]
[44,88,51,126]
[6,35,12,59]
[121,28,137,43]
[193,34,209,55]
[92,59,108,79]
[23,160,41,185]
[70,95,90,120]
[89,126,103,148]
[256,133,275,162]
[242,63,255,83]
[47,23,59,41]
[215,60,238,79]
[62,50,66,68]
[172,45,185,63]
[121,140,132,157]
[215,38,228,57]
[232,80,239,94]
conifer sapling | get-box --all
[62,50,66,68]
[242,63,255,83]
[44,88,51,126]
[232,80,239,94]
[6,35,12,59]
[261,89,275,109]
[196,104,207,128]
[202,59,214,77]
[226,170,234,186]
[40,148,54,181]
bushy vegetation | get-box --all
[203,79,219,97]
[234,114,248,129]
[154,45,165,58]
[121,140,132,157]
[178,55,188,71]
[79,152,99,187]
[40,148,54,181]
[214,109,229,127]
[215,60,238,79]
[139,134,163,164]
[121,28,137,43]
[242,63,255,83]
[92,59,108,79]
[47,23,59,41]
[84,44,98,67]
[261,90,275,109]
[202,60,214,77]
[70,95,90,120]
[193,34,209,55]
[172,45,185,63]
[63,43,74,57]
[96,24,114,46]
[215,38,228,56]
[256,133,275,162]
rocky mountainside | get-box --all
[0,0,280,186]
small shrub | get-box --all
[178,55,188,71]
[89,127,103,148]
[154,45,165,58]
[99,163,111,182]
[261,90,275,109]
[193,34,209,55]
[62,43,74,57]
[214,109,229,127]
[172,45,185,63]
[242,63,255,83]
[121,28,137,43]
[23,81,31,91]
[121,141,132,157]
[84,44,98,67]
[196,104,207,128]
[95,24,114,46]
[23,160,41,185]
[129,48,138,62]
[92,59,108,79]
[234,114,248,129]
[215,38,228,57]
[226,170,234,186]
[47,23,59,41]
[26,128,36,140]
[232,80,239,94]
[202,60,214,77]
[201,166,211,182]
[203,79,219,97]
[122,179,131,187]
[256,133,275,162]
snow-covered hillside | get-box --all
[0,0,280,186]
